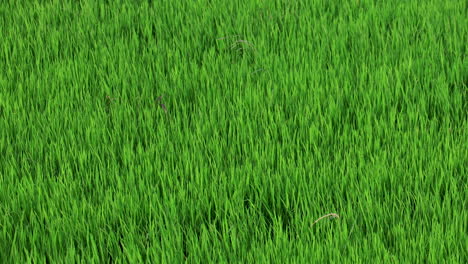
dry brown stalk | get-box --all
[312,213,340,226]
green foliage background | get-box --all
[0,0,466,262]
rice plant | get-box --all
[0,0,466,262]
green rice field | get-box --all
[0,0,467,262]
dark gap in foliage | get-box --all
[242,179,296,242]
[341,95,359,130]
[448,76,468,122]
[181,227,189,260]
[322,1,340,21]
[134,21,160,52]
[117,232,125,258]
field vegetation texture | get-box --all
[0,0,467,262]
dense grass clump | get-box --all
[0,0,466,262]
